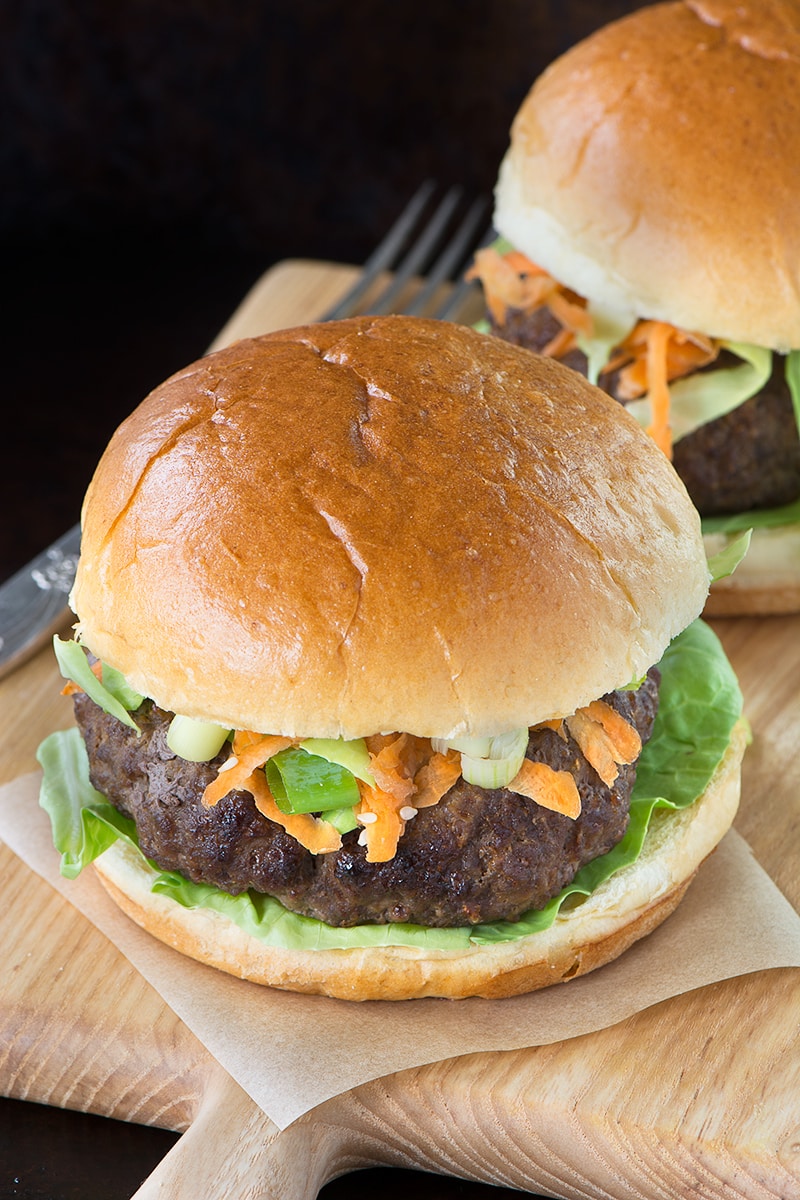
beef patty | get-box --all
[492,307,800,517]
[73,670,659,927]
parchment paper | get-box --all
[2,770,800,1130]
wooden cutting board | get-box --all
[1,260,799,1200]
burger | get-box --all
[468,0,800,615]
[39,315,745,1001]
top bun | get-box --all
[494,0,800,351]
[72,315,708,739]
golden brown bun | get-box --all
[92,717,747,1001]
[72,316,708,738]
[494,0,800,350]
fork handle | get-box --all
[0,522,81,678]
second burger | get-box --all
[470,0,800,615]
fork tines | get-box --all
[322,181,493,325]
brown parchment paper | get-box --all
[2,770,800,1130]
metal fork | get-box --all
[0,184,493,679]
[322,180,492,323]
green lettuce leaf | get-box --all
[626,341,772,442]
[38,621,741,951]
[53,636,143,731]
[702,495,800,536]
[38,729,139,879]
[576,304,635,386]
[706,529,752,582]
[473,620,743,943]
[784,350,800,440]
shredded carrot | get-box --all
[232,729,269,754]
[584,700,642,765]
[644,321,673,457]
[546,288,592,336]
[533,717,566,739]
[467,246,593,345]
[566,709,619,787]
[468,245,726,462]
[541,326,577,359]
[613,324,718,397]
[501,249,548,276]
[376,736,463,805]
[667,331,718,376]
[357,735,462,860]
[202,727,460,861]
[366,733,419,804]
[507,759,581,819]
[412,750,461,808]
[609,321,720,459]
[466,247,562,327]
[566,703,641,788]
[202,733,293,807]
[357,781,407,863]
[245,769,342,855]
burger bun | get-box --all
[91,718,746,1001]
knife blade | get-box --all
[0,523,81,679]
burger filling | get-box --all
[468,245,800,519]
[67,668,659,928]
[42,621,744,948]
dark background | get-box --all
[2,2,648,1197]
[2,0,648,584]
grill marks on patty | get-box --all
[492,309,800,517]
[73,670,660,928]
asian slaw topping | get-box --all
[54,636,647,867]
[467,244,723,458]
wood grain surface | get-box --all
[1,261,798,1200]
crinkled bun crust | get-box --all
[72,316,708,738]
[92,718,747,1001]
[494,0,800,350]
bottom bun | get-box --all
[93,720,747,1001]
[705,524,800,616]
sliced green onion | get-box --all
[486,729,530,760]
[325,806,360,834]
[266,747,361,815]
[299,737,376,786]
[166,714,231,762]
[460,755,520,789]
[436,727,530,790]
[461,748,526,789]
[432,734,492,757]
